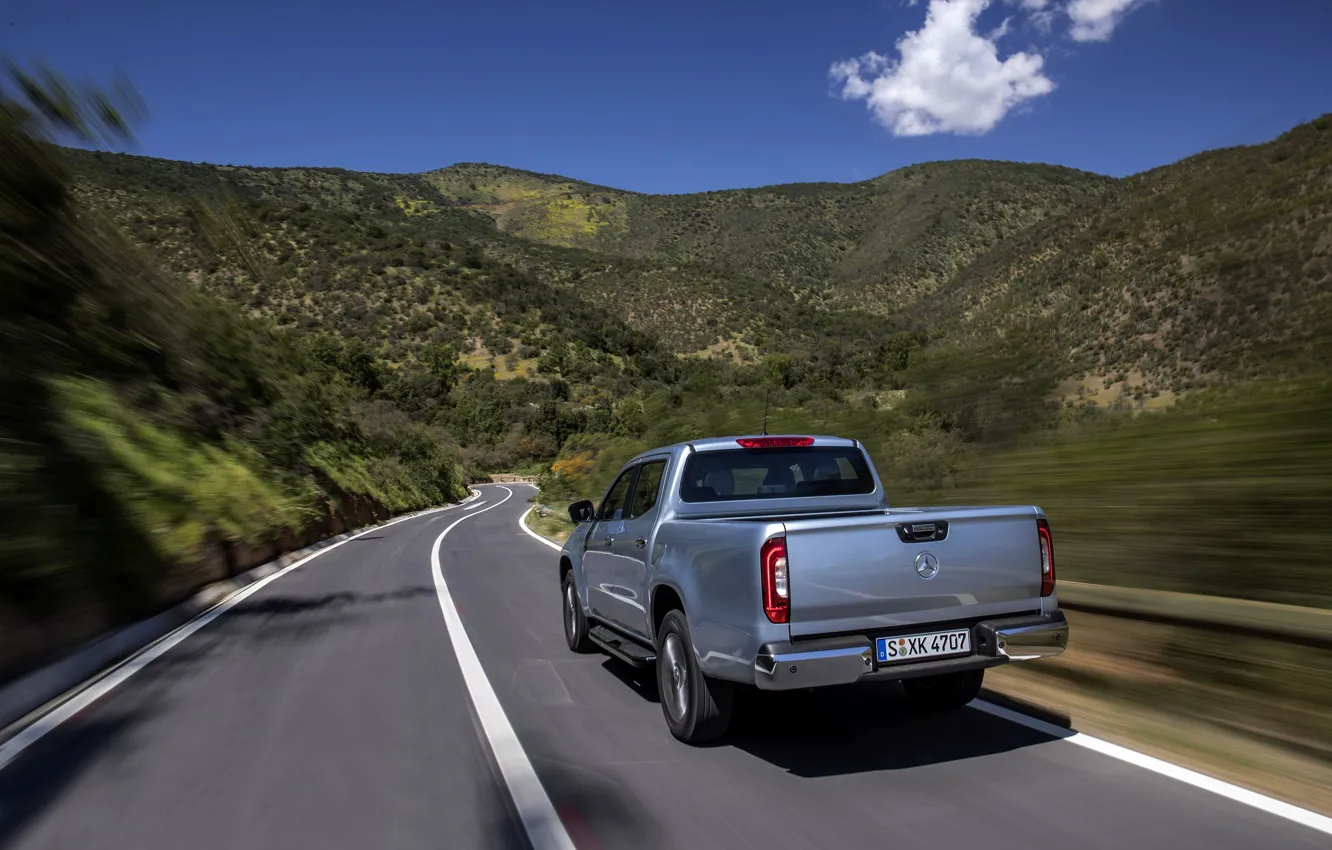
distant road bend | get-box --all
[0,484,1327,849]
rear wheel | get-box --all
[562,571,595,654]
[656,609,733,744]
[901,669,985,712]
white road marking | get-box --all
[429,486,575,850]
[517,498,563,552]
[971,700,1332,835]
[464,500,489,511]
[432,504,470,521]
[510,485,1332,836]
[0,497,475,771]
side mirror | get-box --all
[568,500,595,524]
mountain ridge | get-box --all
[59,111,1332,401]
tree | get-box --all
[423,342,462,396]
[340,336,382,395]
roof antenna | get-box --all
[760,388,770,436]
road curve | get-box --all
[0,483,1325,849]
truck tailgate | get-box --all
[783,507,1044,638]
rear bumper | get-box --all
[753,611,1068,691]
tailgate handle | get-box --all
[896,521,949,543]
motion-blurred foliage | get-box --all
[897,375,1332,608]
[11,60,1332,621]
[539,368,1332,608]
[0,65,465,625]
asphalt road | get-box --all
[0,483,1325,849]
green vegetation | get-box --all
[608,161,1112,311]
[9,62,1329,809]
[422,163,632,247]
[927,117,1332,396]
[897,375,1332,608]
[421,160,1113,313]
[532,368,1332,608]
[0,66,465,676]
[25,63,1332,614]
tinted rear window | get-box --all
[680,447,875,503]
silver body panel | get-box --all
[558,435,1067,688]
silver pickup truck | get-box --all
[558,434,1068,743]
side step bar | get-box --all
[588,625,657,668]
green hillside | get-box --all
[923,115,1332,398]
[607,160,1111,311]
[421,163,635,248]
[10,65,1332,628]
[65,114,1332,403]
[417,159,1114,315]
[61,148,926,381]
[59,150,1113,378]
[64,148,661,361]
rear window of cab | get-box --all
[679,446,875,503]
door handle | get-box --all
[635,538,646,548]
[603,536,614,547]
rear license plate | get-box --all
[876,629,972,665]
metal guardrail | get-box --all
[1058,581,1332,650]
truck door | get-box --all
[585,466,639,621]
[607,457,668,636]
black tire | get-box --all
[562,570,595,654]
[901,668,985,712]
[655,609,734,743]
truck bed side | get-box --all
[651,517,790,683]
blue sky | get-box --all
[5,0,1330,194]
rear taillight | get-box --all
[737,436,815,449]
[1037,518,1055,597]
[761,536,789,624]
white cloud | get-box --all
[1011,0,1057,32]
[1029,8,1058,33]
[1066,0,1146,41]
[830,0,1054,137]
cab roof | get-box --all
[627,435,860,465]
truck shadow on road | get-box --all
[600,657,1058,778]
[600,658,659,702]
[727,683,1059,777]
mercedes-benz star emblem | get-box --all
[914,551,940,579]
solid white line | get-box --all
[507,486,1332,836]
[971,700,1332,835]
[518,501,563,552]
[0,497,474,771]
[429,486,575,850]
[513,491,1330,835]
